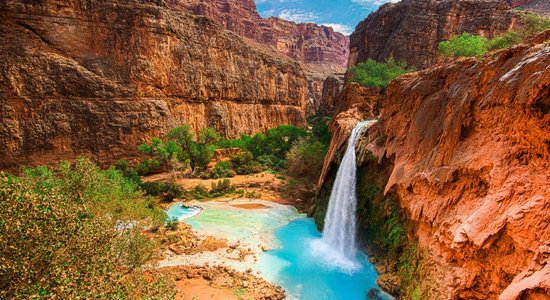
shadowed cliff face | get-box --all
[349,0,519,70]
[0,0,309,169]
[166,0,350,71]
[318,31,550,298]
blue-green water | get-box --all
[256,218,381,300]
[166,203,202,220]
[167,202,387,300]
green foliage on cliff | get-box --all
[0,158,175,299]
[438,33,489,57]
[350,57,412,88]
[439,13,550,58]
[286,138,327,184]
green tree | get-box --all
[438,33,489,57]
[350,57,412,88]
[0,159,173,299]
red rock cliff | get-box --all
[319,31,550,298]
[0,0,309,169]
[166,0,350,70]
[349,0,519,70]
[506,0,550,16]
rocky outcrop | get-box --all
[507,0,550,16]
[349,0,519,70]
[305,73,345,116]
[0,0,308,169]
[317,83,379,189]
[166,0,349,70]
[318,75,345,116]
[318,32,550,298]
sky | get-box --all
[255,0,400,35]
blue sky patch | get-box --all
[255,0,399,35]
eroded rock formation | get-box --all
[166,0,350,70]
[318,31,550,298]
[0,0,309,169]
[349,0,519,70]
[506,0,550,16]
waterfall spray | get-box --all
[313,120,375,269]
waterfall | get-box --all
[319,120,375,265]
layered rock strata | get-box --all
[318,31,550,298]
[166,0,349,69]
[0,0,308,169]
[349,0,519,70]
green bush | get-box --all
[217,135,252,150]
[210,179,235,198]
[311,116,332,146]
[114,160,141,183]
[487,31,522,50]
[211,161,236,178]
[165,217,179,231]
[231,152,263,175]
[192,183,210,199]
[256,154,284,171]
[438,33,489,57]
[286,138,327,184]
[439,15,550,57]
[0,158,173,298]
[136,158,163,175]
[523,12,550,35]
[350,57,412,88]
[140,181,185,202]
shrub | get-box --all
[350,57,412,88]
[217,135,252,150]
[114,228,156,270]
[114,160,141,183]
[210,179,235,197]
[255,154,284,171]
[438,33,488,57]
[231,152,263,175]
[286,138,327,184]
[192,183,210,199]
[523,12,550,35]
[136,158,163,175]
[311,116,332,146]
[487,31,521,50]
[211,161,236,178]
[165,217,179,231]
[140,181,185,202]
[0,158,172,298]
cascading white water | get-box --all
[320,120,375,263]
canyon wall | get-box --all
[506,0,550,16]
[0,0,309,169]
[166,0,350,71]
[317,31,550,299]
[349,0,519,70]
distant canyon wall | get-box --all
[166,0,350,71]
[349,0,519,70]
[0,0,309,169]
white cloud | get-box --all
[277,9,319,23]
[321,23,353,35]
[351,0,400,7]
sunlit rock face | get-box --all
[319,31,550,299]
[0,0,309,169]
[166,0,350,70]
[349,0,519,70]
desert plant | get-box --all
[211,161,236,178]
[438,33,489,57]
[350,57,412,88]
[0,158,173,298]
